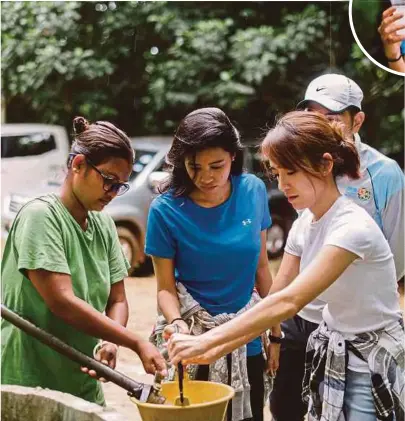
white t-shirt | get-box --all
[285,196,402,371]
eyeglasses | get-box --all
[68,154,130,196]
[86,158,130,196]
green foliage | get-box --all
[347,43,404,150]
[145,4,341,134]
[228,6,332,106]
[2,2,113,123]
[351,0,381,48]
[1,1,403,153]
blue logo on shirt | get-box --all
[345,186,358,198]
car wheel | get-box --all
[266,216,287,259]
[132,257,154,277]
[117,226,140,276]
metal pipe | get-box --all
[1,304,150,399]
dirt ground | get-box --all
[102,274,161,421]
[102,260,282,421]
[102,262,404,421]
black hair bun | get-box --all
[73,116,90,135]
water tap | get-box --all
[147,372,166,405]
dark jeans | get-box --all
[269,315,319,421]
[196,352,265,421]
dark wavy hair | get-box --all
[261,111,360,180]
[160,107,244,196]
[67,116,134,167]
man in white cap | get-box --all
[269,73,405,421]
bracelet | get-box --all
[268,331,285,344]
[101,340,119,350]
[386,54,403,63]
[170,317,186,324]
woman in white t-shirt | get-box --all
[166,111,404,421]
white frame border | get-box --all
[349,0,405,77]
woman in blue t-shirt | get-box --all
[145,107,274,421]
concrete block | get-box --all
[1,385,130,421]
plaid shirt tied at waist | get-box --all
[150,282,272,421]
[302,320,405,421]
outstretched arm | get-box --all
[27,269,167,375]
[153,256,190,334]
[168,245,357,365]
[269,251,301,294]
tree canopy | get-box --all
[2,1,403,152]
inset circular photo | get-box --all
[350,0,405,76]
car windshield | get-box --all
[130,149,157,181]
[1,132,56,158]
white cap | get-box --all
[297,74,363,112]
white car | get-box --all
[2,136,172,274]
[1,124,70,230]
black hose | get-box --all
[1,304,149,399]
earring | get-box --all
[73,168,79,173]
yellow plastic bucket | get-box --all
[131,380,235,421]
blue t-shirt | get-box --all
[401,41,405,56]
[145,173,272,356]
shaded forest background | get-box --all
[2,1,404,154]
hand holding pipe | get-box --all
[0,304,165,404]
